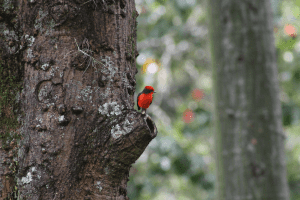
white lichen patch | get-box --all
[27,48,34,59]
[35,124,41,129]
[15,91,20,103]
[111,124,123,139]
[98,102,124,117]
[100,57,118,82]
[58,115,65,122]
[2,25,17,42]
[49,66,58,76]
[41,63,50,71]
[93,128,98,133]
[45,19,56,36]
[38,84,51,102]
[121,72,130,86]
[3,0,14,11]
[25,35,35,46]
[8,46,16,54]
[80,86,93,102]
[123,118,134,133]
[34,9,49,32]
[21,167,37,184]
[95,181,103,192]
[111,118,134,139]
[53,94,59,101]
[2,25,17,51]
[21,172,32,184]
[35,116,43,124]
[3,29,9,35]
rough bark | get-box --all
[0,0,157,199]
[208,0,290,200]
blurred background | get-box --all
[127,0,300,199]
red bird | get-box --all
[137,86,156,115]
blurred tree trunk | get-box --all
[208,0,290,200]
[0,0,156,199]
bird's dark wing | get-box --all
[137,92,142,110]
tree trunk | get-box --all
[208,0,290,200]
[0,0,157,199]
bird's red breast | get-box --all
[137,86,155,110]
[138,93,154,109]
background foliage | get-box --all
[128,0,300,199]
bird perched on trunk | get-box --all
[137,86,156,115]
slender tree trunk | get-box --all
[208,0,290,199]
[0,0,157,199]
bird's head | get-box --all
[144,86,156,93]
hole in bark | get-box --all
[120,0,126,9]
[146,117,154,133]
[49,59,55,65]
[128,87,134,95]
[119,186,127,196]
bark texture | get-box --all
[0,0,157,199]
[208,0,290,199]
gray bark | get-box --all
[208,0,290,199]
[0,0,157,199]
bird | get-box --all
[137,86,156,115]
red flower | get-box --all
[284,24,297,38]
[192,88,204,102]
[183,109,194,123]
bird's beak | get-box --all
[153,91,156,93]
